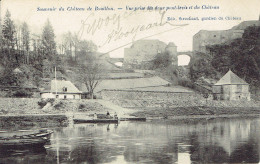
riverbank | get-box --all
[0,114,68,130]
[0,98,259,120]
[130,106,260,119]
[0,98,112,115]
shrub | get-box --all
[79,104,86,109]
[12,89,33,98]
[178,78,195,89]
[53,102,64,110]
[38,98,55,108]
[38,99,47,108]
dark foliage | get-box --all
[191,25,260,89]
[11,89,33,98]
[152,52,172,69]
[178,78,195,89]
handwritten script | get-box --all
[77,10,188,52]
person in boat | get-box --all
[114,112,118,120]
[106,111,110,118]
[93,113,97,120]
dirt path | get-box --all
[93,99,135,117]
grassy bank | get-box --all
[130,106,260,118]
[0,115,68,130]
[0,98,111,115]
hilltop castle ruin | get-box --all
[124,40,177,69]
[193,19,260,53]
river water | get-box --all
[0,117,260,164]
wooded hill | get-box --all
[190,25,260,93]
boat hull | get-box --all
[73,119,119,124]
[0,138,47,150]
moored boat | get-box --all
[0,129,53,150]
[32,129,53,139]
[0,137,48,150]
[73,119,119,124]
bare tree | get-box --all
[80,57,102,99]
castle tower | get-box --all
[165,42,178,66]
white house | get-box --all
[40,80,82,99]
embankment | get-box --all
[0,98,111,115]
[99,90,260,118]
[0,115,67,130]
[0,98,113,129]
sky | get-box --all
[1,0,260,59]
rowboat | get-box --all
[0,129,53,150]
[32,129,53,139]
[73,119,119,124]
[0,137,48,150]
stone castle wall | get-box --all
[193,29,243,52]
[124,40,177,69]
[193,20,260,53]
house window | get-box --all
[73,95,75,99]
[214,35,216,37]
[64,95,67,99]
[63,87,67,92]
[56,95,59,98]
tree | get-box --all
[189,51,218,81]
[2,10,16,61]
[21,22,30,64]
[78,40,97,53]
[41,19,56,60]
[80,56,102,99]
[152,51,171,69]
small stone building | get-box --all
[212,70,250,101]
[40,80,82,99]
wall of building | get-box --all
[40,93,81,99]
[213,85,250,101]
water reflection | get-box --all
[0,117,259,163]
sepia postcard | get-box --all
[0,0,260,163]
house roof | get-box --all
[13,68,22,73]
[214,70,248,85]
[95,76,170,92]
[42,80,82,93]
